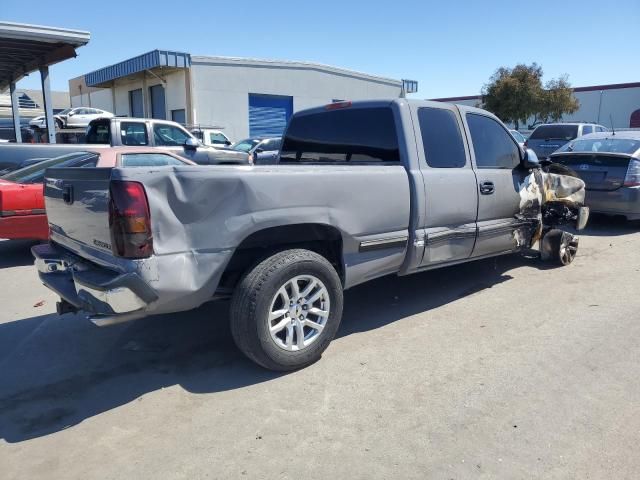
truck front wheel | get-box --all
[230,249,343,371]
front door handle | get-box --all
[479,181,495,195]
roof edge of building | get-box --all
[429,81,640,101]
[191,55,402,87]
[0,21,90,45]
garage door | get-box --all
[248,94,293,137]
[149,84,166,120]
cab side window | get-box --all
[209,132,229,145]
[418,107,467,168]
[466,114,520,169]
[120,122,148,146]
[153,124,190,146]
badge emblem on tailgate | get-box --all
[93,239,111,250]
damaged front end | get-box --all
[516,156,590,265]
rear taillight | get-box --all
[109,181,153,258]
[623,159,640,187]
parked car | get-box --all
[549,131,640,221]
[510,129,527,147]
[57,107,114,128]
[190,128,232,147]
[33,99,587,370]
[0,117,36,143]
[231,137,282,164]
[0,117,249,175]
[0,148,196,241]
[526,123,608,159]
[29,108,72,129]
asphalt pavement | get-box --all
[1,216,639,479]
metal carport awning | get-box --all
[0,21,90,143]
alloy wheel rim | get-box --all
[268,275,330,351]
[559,236,578,265]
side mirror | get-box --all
[521,148,540,169]
[184,137,199,150]
[224,140,232,146]
[68,112,74,117]
[254,148,264,154]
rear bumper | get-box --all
[32,242,233,325]
[33,243,158,322]
[586,187,640,220]
[0,214,49,240]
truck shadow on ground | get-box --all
[0,217,633,443]
[0,239,38,268]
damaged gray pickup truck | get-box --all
[33,99,589,371]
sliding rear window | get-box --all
[280,107,400,164]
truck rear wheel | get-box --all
[230,249,343,371]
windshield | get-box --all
[529,125,580,141]
[2,152,99,184]
[232,139,260,152]
[510,130,526,142]
[557,137,640,155]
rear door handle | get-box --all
[479,181,495,195]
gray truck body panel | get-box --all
[34,99,586,325]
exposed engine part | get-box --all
[516,163,589,256]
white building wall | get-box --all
[436,85,640,130]
[190,58,402,141]
[562,87,640,128]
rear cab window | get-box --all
[280,106,399,164]
[86,121,111,144]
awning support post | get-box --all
[9,81,22,143]
[40,66,56,144]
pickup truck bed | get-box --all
[33,99,588,370]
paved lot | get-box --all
[1,217,639,479]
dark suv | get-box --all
[527,123,608,159]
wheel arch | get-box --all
[219,222,346,291]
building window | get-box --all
[171,109,186,125]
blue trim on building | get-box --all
[85,50,191,87]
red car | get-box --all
[0,147,196,240]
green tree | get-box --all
[536,75,580,123]
[481,64,579,129]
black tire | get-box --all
[542,229,578,266]
[544,162,579,178]
[230,249,343,371]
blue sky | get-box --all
[4,0,639,97]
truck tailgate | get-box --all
[44,167,114,255]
